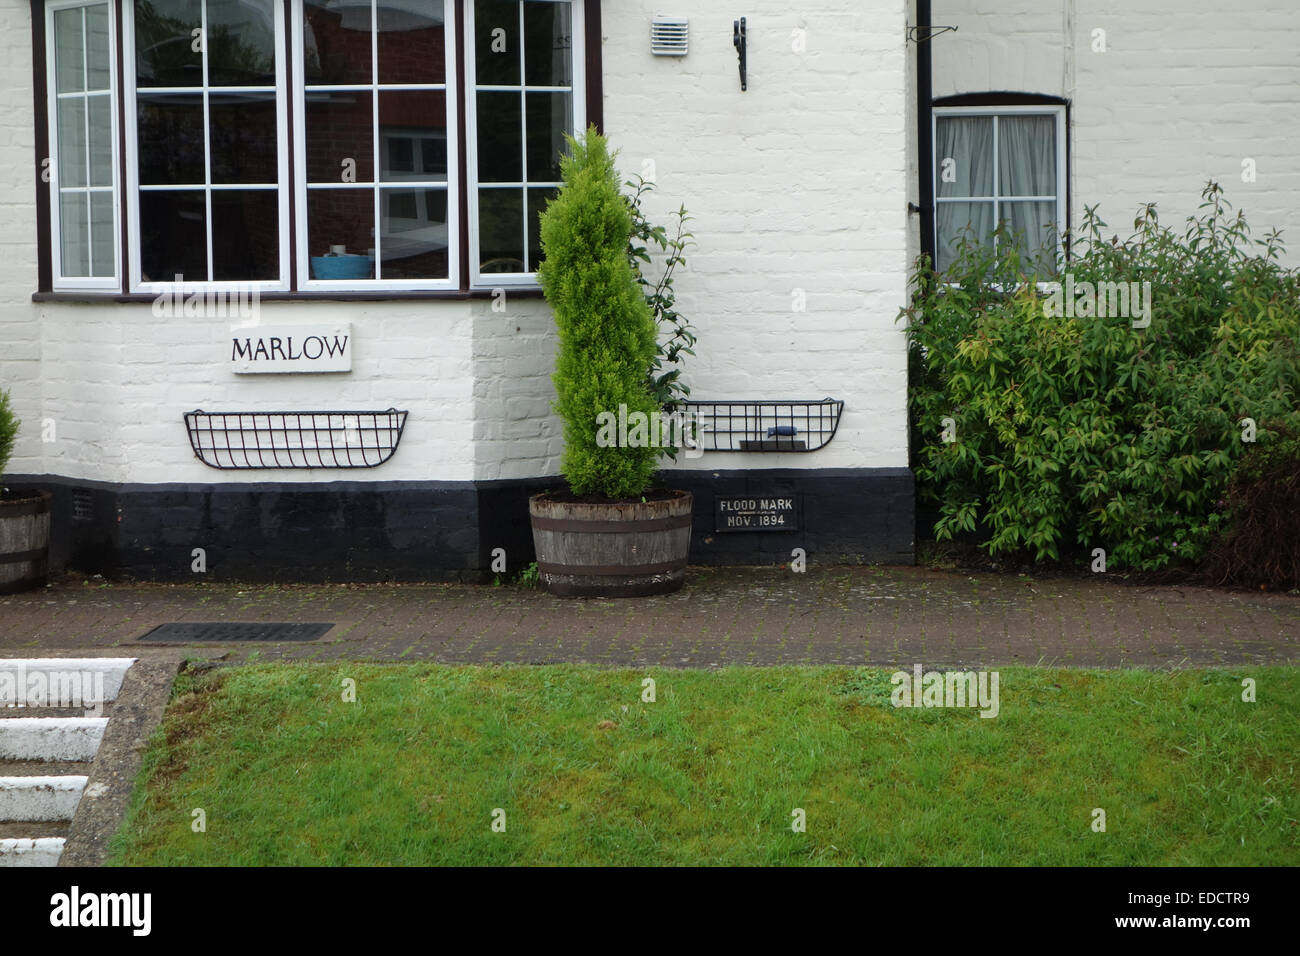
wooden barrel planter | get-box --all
[529,491,693,597]
[0,490,52,594]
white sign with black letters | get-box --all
[230,323,352,373]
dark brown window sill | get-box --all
[32,288,547,305]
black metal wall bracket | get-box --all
[907,24,957,43]
[733,17,747,91]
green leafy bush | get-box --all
[901,182,1300,572]
[538,128,660,499]
[625,174,696,413]
[0,388,18,481]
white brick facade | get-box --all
[2,0,912,488]
[930,0,1300,266]
[4,0,1291,577]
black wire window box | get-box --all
[184,409,409,469]
[681,398,844,452]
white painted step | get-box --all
[0,837,66,867]
[0,717,109,762]
[0,776,88,822]
[0,659,136,866]
[0,658,136,706]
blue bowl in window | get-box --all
[311,253,374,280]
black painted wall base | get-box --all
[4,468,913,583]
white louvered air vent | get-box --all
[650,17,688,56]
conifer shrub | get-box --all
[0,388,18,483]
[537,128,660,499]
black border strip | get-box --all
[31,0,51,292]
[584,0,602,133]
[915,0,933,264]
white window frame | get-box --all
[45,0,121,292]
[931,104,1067,275]
[465,0,584,290]
[293,0,459,292]
[123,0,292,294]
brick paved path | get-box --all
[0,567,1295,668]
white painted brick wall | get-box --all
[603,0,911,472]
[0,1,42,478]
[931,0,1300,267]
[2,0,912,486]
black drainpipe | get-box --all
[916,0,934,263]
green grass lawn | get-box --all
[108,664,1300,866]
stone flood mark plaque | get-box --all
[715,494,801,532]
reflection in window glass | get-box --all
[472,0,576,277]
[302,0,451,281]
[133,0,281,283]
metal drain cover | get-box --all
[139,622,334,642]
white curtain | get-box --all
[935,116,994,272]
[999,115,1058,275]
[935,113,1059,276]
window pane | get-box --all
[475,0,520,85]
[210,93,278,183]
[526,185,555,272]
[935,201,995,273]
[1002,200,1058,276]
[90,191,115,277]
[135,0,203,88]
[999,115,1056,197]
[478,187,523,272]
[303,0,373,85]
[88,93,114,187]
[381,130,448,182]
[307,187,376,276]
[305,90,374,183]
[476,91,521,182]
[378,91,446,182]
[377,0,446,85]
[206,0,277,86]
[212,189,279,279]
[137,93,205,185]
[419,136,448,179]
[525,91,569,182]
[54,7,85,93]
[380,186,448,279]
[523,1,570,87]
[60,192,90,276]
[139,188,208,282]
[51,3,117,284]
[86,4,112,89]
[384,135,414,176]
[57,98,87,188]
[935,116,993,198]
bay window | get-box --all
[37,0,592,296]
